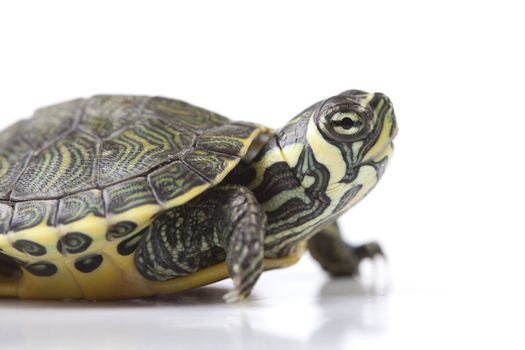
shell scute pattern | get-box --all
[10,200,58,232]
[148,161,209,204]
[21,98,83,150]
[184,149,238,182]
[97,117,194,187]
[103,178,158,215]
[0,99,82,201]
[11,132,99,201]
[196,123,257,156]
[197,134,244,156]
[0,95,258,204]
[0,121,34,199]
[142,96,229,131]
[57,190,105,225]
[0,203,13,234]
[0,95,264,288]
[78,95,148,139]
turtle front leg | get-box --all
[218,186,266,303]
[308,222,384,277]
[135,185,265,302]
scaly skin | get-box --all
[237,90,397,258]
[136,185,265,302]
[308,222,384,277]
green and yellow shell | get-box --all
[0,95,288,300]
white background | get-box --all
[0,1,524,349]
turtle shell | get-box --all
[0,95,268,299]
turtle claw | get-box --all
[355,241,386,261]
[223,288,247,304]
[358,249,391,290]
[223,278,251,303]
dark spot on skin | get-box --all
[25,262,58,276]
[117,230,145,256]
[13,240,47,256]
[106,221,138,240]
[57,232,93,254]
[74,254,103,273]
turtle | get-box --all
[0,90,397,302]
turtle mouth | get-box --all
[362,110,397,163]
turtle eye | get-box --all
[329,112,363,136]
[315,97,374,142]
[319,106,372,142]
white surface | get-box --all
[1,1,524,349]
[0,258,523,350]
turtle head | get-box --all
[276,89,398,215]
[312,89,397,167]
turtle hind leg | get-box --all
[0,253,21,298]
[308,222,384,277]
[135,185,265,302]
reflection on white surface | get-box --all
[0,256,523,350]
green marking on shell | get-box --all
[0,203,13,234]
[12,132,99,201]
[10,200,58,232]
[57,190,105,225]
[148,161,209,204]
[0,95,256,207]
[104,178,157,215]
[22,98,83,149]
[184,149,238,182]
[142,97,229,131]
[0,121,33,199]
[78,95,148,139]
[97,118,193,186]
